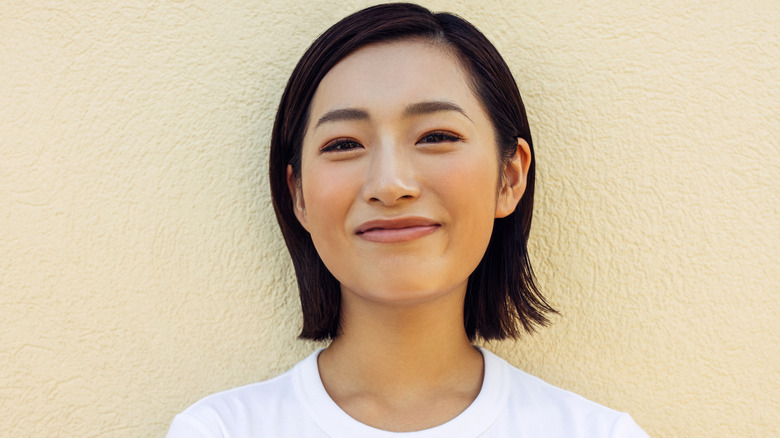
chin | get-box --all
[343,277,465,307]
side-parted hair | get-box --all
[269,2,556,341]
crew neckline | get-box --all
[292,347,509,437]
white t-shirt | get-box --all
[167,348,649,437]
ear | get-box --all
[495,138,531,218]
[286,165,308,230]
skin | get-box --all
[287,39,531,432]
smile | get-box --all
[356,217,441,243]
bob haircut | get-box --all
[270,2,556,341]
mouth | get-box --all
[356,217,440,243]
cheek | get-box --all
[424,152,500,270]
[432,153,500,221]
[301,163,359,237]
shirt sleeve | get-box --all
[166,413,224,438]
[610,413,651,438]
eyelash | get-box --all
[418,131,463,144]
[321,138,362,153]
[321,131,462,153]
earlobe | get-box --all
[495,138,532,218]
[286,165,308,230]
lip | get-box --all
[356,217,441,243]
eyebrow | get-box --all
[403,100,471,121]
[315,108,369,127]
[314,100,471,128]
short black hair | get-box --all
[269,2,556,341]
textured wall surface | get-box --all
[2,1,778,436]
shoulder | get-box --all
[191,369,294,419]
[480,348,650,437]
[166,348,329,438]
[166,369,296,438]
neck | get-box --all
[317,283,483,400]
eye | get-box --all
[321,138,363,153]
[417,131,463,144]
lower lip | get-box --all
[358,225,440,243]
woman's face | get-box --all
[289,39,529,307]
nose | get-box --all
[362,140,420,206]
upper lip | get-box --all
[356,217,440,234]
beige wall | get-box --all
[2,1,778,436]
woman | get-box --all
[167,3,649,437]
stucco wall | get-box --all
[2,1,778,436]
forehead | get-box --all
[308,39,481,120]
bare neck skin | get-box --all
[317,281,484,432]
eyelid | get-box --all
[417,130,464,144]
[320,137,363,153]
